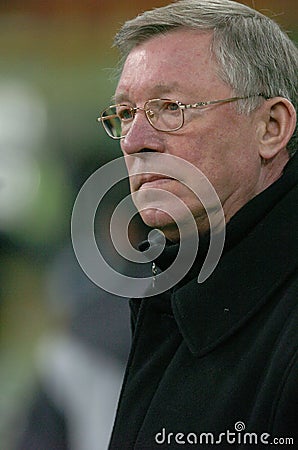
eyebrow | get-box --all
[112,82,183,104]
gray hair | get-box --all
[114,0,298,155]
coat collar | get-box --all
[170,155,298,356]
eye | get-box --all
[117,106,134,121]
[163,101,180,112]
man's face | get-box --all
[115,29,263,241]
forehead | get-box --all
[115,29,225,102]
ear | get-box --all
[257,97,296,160]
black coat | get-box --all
[109,156,298,449]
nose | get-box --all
[120,109,164,155]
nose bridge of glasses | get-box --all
[131,104,156,127]
[120,106,155,140]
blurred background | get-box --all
[0,1,297,449]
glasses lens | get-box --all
[101,106,123,138]
[146,99,183,131]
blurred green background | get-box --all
[0,1,297,448]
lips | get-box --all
[137,174,175,190]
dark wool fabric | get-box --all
[109,155,298,450]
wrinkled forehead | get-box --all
[115,29,224,104]
[122,28,214,70]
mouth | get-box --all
[137,174,175,190]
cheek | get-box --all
[166,118,259,205]
[171,113,256,171]
[166,130,221,184]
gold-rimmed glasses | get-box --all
[97,94,268,139]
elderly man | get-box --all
[98,0,297,448]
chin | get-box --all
[132,189,209,238]
[139,208,174,230]
[140,209,181,242]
